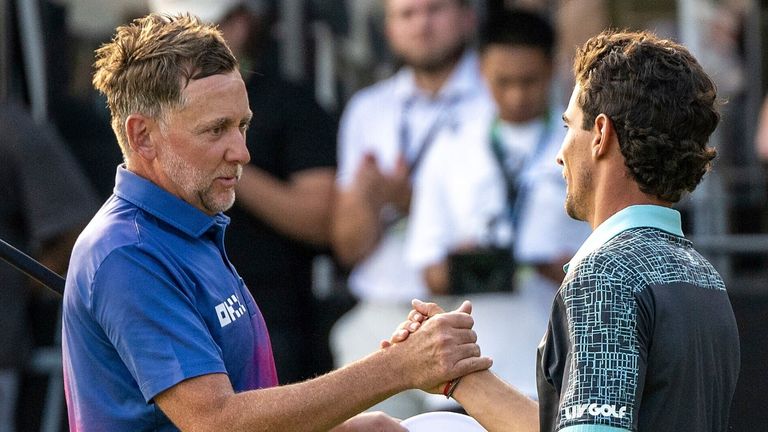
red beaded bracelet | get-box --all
[443,377,463,399]
[442,380,453,397]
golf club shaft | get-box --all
[0,238,65,296]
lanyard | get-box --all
[398,95,459,178]
[489,113,553,230]
[381,94,460,233]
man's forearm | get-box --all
[227,349,406,431]
[236,165,335,246]
[453,370,539,432]
[156,348,407,432]
[331,188,382,267]
[157,310,491,431]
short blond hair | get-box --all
[93,13,237,159]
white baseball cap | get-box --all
[148,0,267,24]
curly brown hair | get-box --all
[93,13,237,160]
[573,30,719,203]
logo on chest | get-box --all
[564,403,627,420]
[215,294,247,327]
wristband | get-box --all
[442,380,452,397]
[443,377,463,399]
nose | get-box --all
[556,145,564,167]
[227,130,250,165]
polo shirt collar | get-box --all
[113,165,228,238]
[564,205,684,273]
[392,50,481,103]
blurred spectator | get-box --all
[40,1,134,200]
[148,0,340,385]
[405,7,590,399]
[330,0,494,417]
[0,99,98,432]
[552,0,609,108]
[757,97,768,164]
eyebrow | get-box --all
[193,113,252,135]
[193,118,228,135]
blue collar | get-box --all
[112,165,228,238]
[564,205,684,273]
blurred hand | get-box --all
[383,154,412,215]
[353,152,389,208]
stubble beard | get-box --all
[160,148,241,214]
[401,40,466,75]
[565,192,582,221]
[564,168,592,222]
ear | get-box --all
[125,114,158,161]
[591,113,615,159]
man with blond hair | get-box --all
[62,14,490,431]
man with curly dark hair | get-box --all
[389,30,740,432]
[570,30,719,206]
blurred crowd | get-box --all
[1,0,765,430]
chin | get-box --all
[204,193,236,214]
[564,198,584,222]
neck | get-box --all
[412,60,460,97]
[589,170,671,230]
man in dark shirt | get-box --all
[0,100,98,432]
[391,29,740,432]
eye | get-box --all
[210,125,225,137]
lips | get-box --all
[214,165,242,187]
[215,177,238,188]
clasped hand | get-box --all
[381,299,486,394]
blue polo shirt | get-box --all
[537,205,739,432]
[62,166,278,431]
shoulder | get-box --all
[344,77,400,115]
[560,234,645,301]
[563,227,716,300]
[67,200,188,308]
[69,197,162,285]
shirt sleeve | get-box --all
[555,265,645,431]
[90,246,227,402]
[336,94,369,188]
[405,145,452,269]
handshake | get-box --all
[378,299,492,397]
[331,299,506,432]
